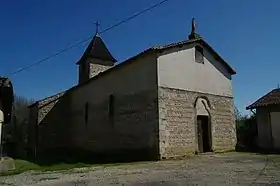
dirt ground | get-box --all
[1,152,280,186]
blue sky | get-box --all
[1,0,280,114]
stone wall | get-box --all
[158,87,236,159]
[31,89,159,162]
[29,93,60,158]
[28,52,159,162]
[89,63,112,78]
[36,92,72,154]
[27,91,73,159]
[70,90,159,159]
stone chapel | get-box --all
[27,19,237,162]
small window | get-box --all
[195,46,204,63]
[109,94,114,126]
[84,102,89,127]
[109,94,114,116]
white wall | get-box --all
[270,112,280,148]
[157,44,233,97]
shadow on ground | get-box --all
[25,147,159,166]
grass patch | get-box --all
[0,159,93,176]
[0,159,152,176]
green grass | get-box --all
[0,159,152,176]
[0,159,93,176]
[4,152,269,176]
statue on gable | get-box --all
[188,18,201,40]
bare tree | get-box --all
[234,106,243,121]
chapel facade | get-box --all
[27,19,237,161]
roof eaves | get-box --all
[35,37,236,109]
[28,101,38,108]
[246,89,280,110]
[68,47,156,92]
[154,38,200,50]
[28,90,67,108]
[31,48,156,109]
[200,40,236,75]
[246,102,280,110]
[154,38,236,75]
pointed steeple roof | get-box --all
[77,33,117,65]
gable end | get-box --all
[154,39,236,75]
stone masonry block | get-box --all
[158,87,236,159]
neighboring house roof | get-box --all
[29,37,236,108]
[246,88,280,110]
[76,34,117,65]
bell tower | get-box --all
[76,22,117,84]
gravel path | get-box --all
[1,152,280,186]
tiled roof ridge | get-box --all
[246,88,280,110]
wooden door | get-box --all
[197,117,203,153]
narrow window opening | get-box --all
[85,102,89,127]
[109,94,114,126]
[195,46,204,63]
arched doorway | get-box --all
[195,97,212,153]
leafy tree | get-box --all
[234,106,257,152]
[3,95,34,158]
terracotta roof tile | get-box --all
[246,88,280,109]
